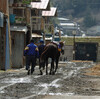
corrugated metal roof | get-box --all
[10,25,28,34]
[58,17,69,21]
[31,0,49,9]
[42,7,57,16]
[59,23,75,26]
[32,33,42,37]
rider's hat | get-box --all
[40,39,44,43]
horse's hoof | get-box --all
[38,73,43,75]
[53,72,55,75]
[46,73,48,75]
[52,71,55,75]
[31,72,33,75]
[38,72,43,75]
[31,70,34,75]
[49,72,51,75]
[39,70,43,75]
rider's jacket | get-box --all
[38,44,45,58]
[58,44,61,52]
[24,43,39,57]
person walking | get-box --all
[38,40,45,72]
[24,39,39,75]
[38,40,45,58]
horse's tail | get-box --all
[40,47,48,61]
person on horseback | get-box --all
[24,39,39,75]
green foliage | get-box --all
[52,0,100,17]
[83,14,97,28]
[72,0,78,7]
[52,0,100,28]
[22,0,31,4]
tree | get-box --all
[72,0,78,7]
[83,14,97,28]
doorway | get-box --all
[75,42,98,62]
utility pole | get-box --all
[72,31,76,60]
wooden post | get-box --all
[41,17,45,44]
[51,25,54,41]
[59,29,61,40]
[5,0,11,70]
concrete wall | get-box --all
[60,45,100,62]
[61,37,100,62]
[97,46,100,62]
[60,45,73,61]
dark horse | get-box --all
[39,41,64,75]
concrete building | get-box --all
[61,36,100,62]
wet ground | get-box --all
[0,61,100,99]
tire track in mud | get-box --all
[19,62,84,99]
[0,83,15,94]
[20,79,61,99]
[0,62,96,99]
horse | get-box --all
[39,41,64,75]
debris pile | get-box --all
[85,64,100,76]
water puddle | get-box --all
[0,76,32,83]
[36,79,61,95]
[48,92,74,96]
[0,83,15,93]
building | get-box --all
[58,17,81,36]
[9,0,31,68]
[0,0,11,70]
[31,0,50,44]
[0,0,58,70]
[61,36,100,62]
[42,7,57,43]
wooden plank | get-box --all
[0,0,7,14]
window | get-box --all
[13,9,24,17]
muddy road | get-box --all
[0,61,100,99]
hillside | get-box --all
[51,0,100,29]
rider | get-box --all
[52,41,62,52]
[58,43,61,52]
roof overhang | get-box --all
[31,0,50,10]
[10,25,28,34]
[32,33,42,38]
[42,7,57,17]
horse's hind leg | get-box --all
[46,60,48,75]
[55,58,59,73]
[50,59,55,75]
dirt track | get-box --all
[0,61,100,99]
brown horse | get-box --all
[39,41,64,75]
